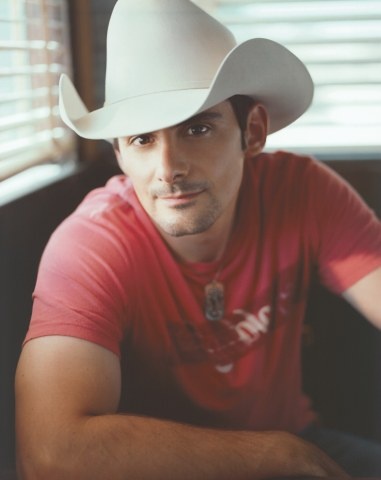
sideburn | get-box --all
[228,95,256,149]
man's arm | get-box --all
[16,336,348,480]
[342,265,381,329]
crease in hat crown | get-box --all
[59,0,314,140]
[104,0,236,105]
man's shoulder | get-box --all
[74,175,135,221]
[254,150,315,171]
[246,150,318,188]
[47,174,147,258]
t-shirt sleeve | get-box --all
[24,209,132,357]
[306,159,381,294]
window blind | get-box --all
[0,0,74,181]
[195,0,381,158]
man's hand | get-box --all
[343,265,381,330]
[278,432,350,479]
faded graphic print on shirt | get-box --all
[166,277,302,372]
[167,305,271,370]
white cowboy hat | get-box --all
[59,0,314,140]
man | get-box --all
[16,0,381,478]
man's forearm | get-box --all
[18,414,348,480]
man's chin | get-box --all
[157,224,207,238]
[155,217,216,238]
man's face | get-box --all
[116,100,245,238]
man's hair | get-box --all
[113,95,255,151]
[228,95,256,149]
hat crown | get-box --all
[104,0,236,105]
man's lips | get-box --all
[157,190,204,205]
[151,181,209,206]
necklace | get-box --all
[204,265,225,321]
[180,251,227,322]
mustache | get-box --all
[151,181,209,197]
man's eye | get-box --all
[187,124,210,136]
[130,135,152,146]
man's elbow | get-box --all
[16,443,70,480]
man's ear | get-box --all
[244,104,268,159]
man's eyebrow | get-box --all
[177,111,223,127]
[123,111,224,140]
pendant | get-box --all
[204,280,224,321]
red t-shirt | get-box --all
[25,152,381,433]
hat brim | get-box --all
[59,38,314,140]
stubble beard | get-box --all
[149,180,222,237]
[154,195,222,237]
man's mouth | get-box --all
[158,190,204,206]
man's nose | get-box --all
[155,138,189,183]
